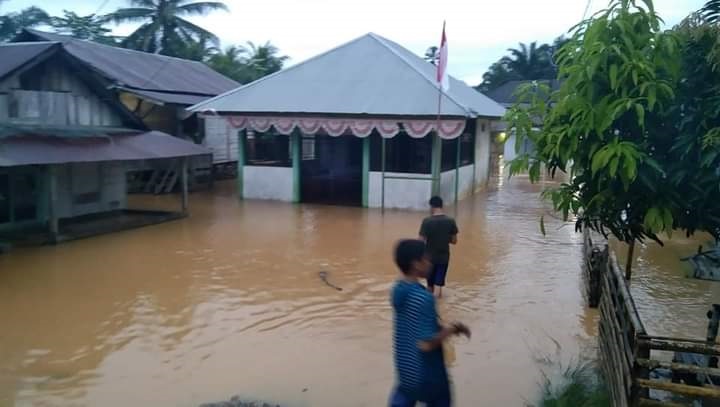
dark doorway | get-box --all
[301,135,363,206]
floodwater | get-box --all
[0,173,716,407]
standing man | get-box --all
[389,239,470,407]
[419,196,458,298]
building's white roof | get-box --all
[190,33,505,119]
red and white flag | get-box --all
[436,22,449,91]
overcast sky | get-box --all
[4,0,707,85]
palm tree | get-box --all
[51,10,118,45]
[207,45,247,81]
[104,0,228,55]
[501,42,555,79]
[243,41,289,77]
[0,5,50,41]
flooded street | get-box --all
[0,174,716,407]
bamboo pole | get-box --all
[638,338,720,356]
[636,378,720,399]
[381,137,386,213]
[636,358,720,377]
[637,398,690,407]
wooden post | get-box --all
[237,130,245,200]
[381,137,386,213]
[47,165,59,243]
[362,137,370,208]
[708,304,720,343]
[291,130,301,203]
[625,240,635,280]
[431,133,442,196]
[181,157,188,214]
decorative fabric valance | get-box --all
[218,115,467,139]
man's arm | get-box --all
[450,220,459,245]
[418,325,457,352]
[419,219,427,242]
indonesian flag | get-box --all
[436,22,449,91]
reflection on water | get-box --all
[0,174,714,406]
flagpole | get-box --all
[431,22,446,197]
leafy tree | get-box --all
[51,11,118,45]
[243,41,288,78]
[0,6,50,41]
[478,40,560,92]
[173,32,217,61]
[207,45,248,82]
[504,42,555,79]
[104,0,228,56]
[505,0,720,279]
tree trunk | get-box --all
[625,240,635,280]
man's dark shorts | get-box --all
[427,263,449,287]
[389,387,451,407]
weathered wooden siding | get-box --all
[119,92,180,136]
[0,58,123,127]
[203,116,238,164]
[53,162,127,219]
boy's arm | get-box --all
[419,219,427,241]
[415,297,470,352]
[418,325,457,352]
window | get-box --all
[244,131,291,167]
[302,135,316,161]
[460,132,475,166]
[370,132,432,174]
[71,163,101,206]
[441,138,457,171]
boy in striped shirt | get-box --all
[389,239,471,407]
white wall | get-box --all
[474,118,492,191]
[439,165,475,204]
[54,162,128,219]
[203,116,238,164]
[368,172,432,210]
[243,166,293,201]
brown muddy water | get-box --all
[0,174,717,407]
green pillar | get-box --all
[431,133,442,196]
[362,137,370,207]
[237,130,245,200]
[454,136,461,205]
[292,131,301,203]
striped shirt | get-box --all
[391,280,448,400]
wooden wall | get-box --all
[0,57,124,127]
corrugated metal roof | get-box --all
[0,41,58,78]
[18,29,239,101]
[190,33,505,118]
[118,88,211,106]
[0,130,210,166]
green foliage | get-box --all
[206,42,289,84]
[103,0,229,55]
[51,11,118,45]
[701,0,720,23]
[478,38,567,92]
[505,0,720,245]
[0,6,50,41]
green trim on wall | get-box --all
[291,131,301,203]
[431,134,442,196]
[237,130,245,200]
[362,137,370,207]
[454,136,461,205]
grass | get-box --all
[532,361,611,407]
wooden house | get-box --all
[0,41,210,246]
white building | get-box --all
[190,33,506,210]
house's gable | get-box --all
[0,45,143,128]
